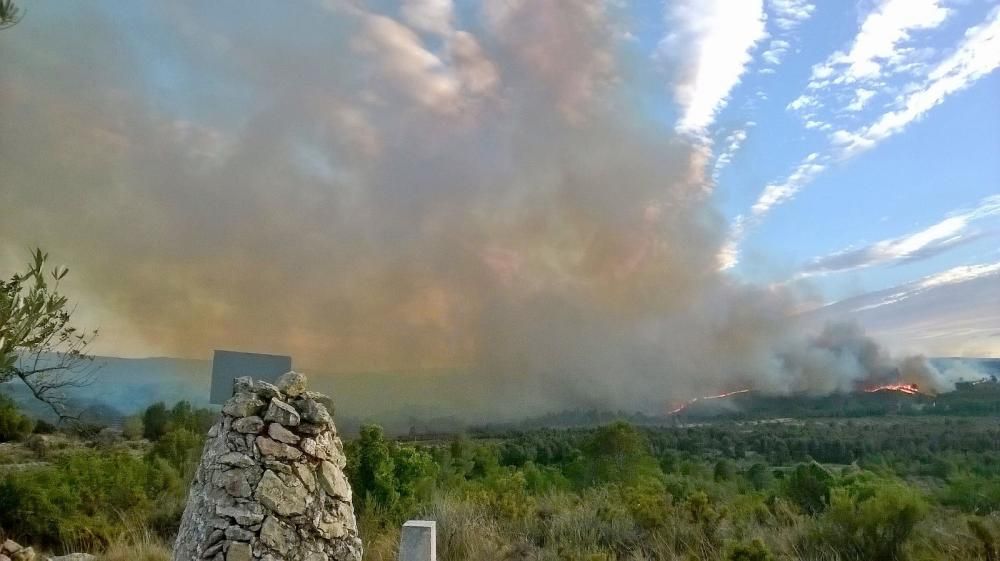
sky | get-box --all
[1,0,998,389]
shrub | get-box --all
[783,462,833,514]
[0,394,33,441]
[810,480,927,561]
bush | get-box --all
[810,480,927,561]
[783,462,833,514]
[0,451,183,549]
[728,539,774,561]
[0,394,33,441]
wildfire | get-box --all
[667,388,751,415]
[863,383,926,396]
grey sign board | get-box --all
[210,350,292,404]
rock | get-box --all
[173,376,361,561]
[268,423,300,444]
[231,416,264,434]
[255,436,302,460]
[233,376,254,394]
[215,468,253,498]
[222,392,265,418]
[300,433,338,462]
[218,452,255,468]
[49,555,96,561]
[0,541,17,554]
[276,371,307,397]
[225,542,252,561]
[9,547,34,561]
[294,462,316,492]
[260,516,293,555]
[318,460,352,500]
[256,381,282,400]
[263,398,300,427]
[225,526,254,542]
[0,554,9,561]
[295,398,332,427]
[255,470,310,516]
[217,504,265,526]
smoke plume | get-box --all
[0,2,949,419]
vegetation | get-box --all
[0,395,998,559]
[0,250,97,421]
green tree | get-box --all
[0,250,96,421]
[815,480,927,561]
[0,393,33,441]
[349,424,399,511]
[0,0,21,29]
[784,462,834,514]
[580,421,661,485]
[143,402,170,440]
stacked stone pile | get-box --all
[172,372,362,561]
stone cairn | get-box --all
[172,372,363,561]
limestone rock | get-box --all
[318,460,352,500]
[225,542,252,561]
[231,416,264,434]
[295,398,333,427]
[256,436,303,460]
[264,398,300,427]
[276,371,307,397]
[255,470,310,516]
[223,392,264,418]
[173,376,361,561]
[49,555,95,561]
[268,423,300,444]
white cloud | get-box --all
[845,88,877,111]
[762,39,791,65]
[851,261,1000,312]
[835,6,1000,157]
[711,126,751,181]
[813,0,950,86]
[800,195,1000,276]
[768,0,816,31]
[751,153,826,217]
[660,0,768,136]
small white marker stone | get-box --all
[399,520,436,561]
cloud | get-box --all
[730,6,1000,266]
[751,153,826,217]
[808,0,950,88]
[762,39,791,65]
[801,195,1000,276]
[812,261,1000,357]
[768,0,815,31]
[660,0,768,136]
[711,126,751,181]
[833,6,1000,157]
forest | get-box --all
[1,394,999,561]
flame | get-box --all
[863,383,926,396]
[667,388,751,415]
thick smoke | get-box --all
[0,1,947,419]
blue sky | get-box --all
[1,0,998,366]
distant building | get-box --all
[210,350,292,404]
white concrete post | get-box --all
[399,520,436,561]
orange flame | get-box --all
[667,388,751,415]
[863,383,926,396]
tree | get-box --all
[0,0,21,29]
[1,250,97,422]
[349,424,399,511]
[784,462,834,514]
[817,480,927,561]
[0,393,33,441]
